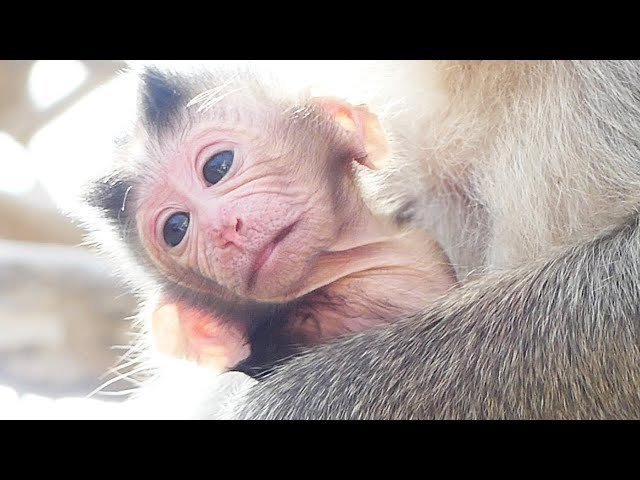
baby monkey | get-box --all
[81,65,457,377]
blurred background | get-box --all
[0,60,143,418]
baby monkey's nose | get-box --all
[211,216,244,249]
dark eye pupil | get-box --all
[163,212,189,247]
[203,150,234,185]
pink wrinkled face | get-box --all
[136,121,356,303]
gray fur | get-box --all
[229,215,640,419]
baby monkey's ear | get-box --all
[313,97,390,170]
[150,297,250,374]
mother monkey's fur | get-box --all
[90,61,640,419]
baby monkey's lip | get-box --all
[248,221,298,290]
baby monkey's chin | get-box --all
[236,264,314,304]
[225,222,316,303]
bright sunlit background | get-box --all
[0,132,34,195]
[28,60,89,111]
[0,60,136,418]
[11,61,136,209]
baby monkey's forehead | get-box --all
[137,68,348,157]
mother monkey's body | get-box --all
[88,61,640,419]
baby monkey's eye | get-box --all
[203,150,234,185]
[163,212,190,247]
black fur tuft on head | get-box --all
[138,66,189,135]
[82,174,135,228]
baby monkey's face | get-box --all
[136,97,380,305]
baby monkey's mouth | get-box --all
[248,221,298,290]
